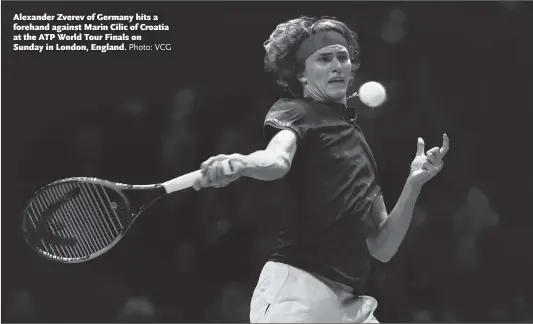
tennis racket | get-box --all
[21,169,204,263]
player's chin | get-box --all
[325,88,347,101]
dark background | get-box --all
[2,1,533,322]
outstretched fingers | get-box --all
[416,137,426,156]
[440,134,450,157]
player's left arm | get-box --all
[366,134,449,263]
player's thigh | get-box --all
[250,261,290,323]
[250,262,342,323]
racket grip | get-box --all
[162,170,203,193]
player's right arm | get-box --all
[192,129,297,190]
[241,129,298,180]
[192,99,310,190]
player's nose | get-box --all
[331,58,342,72]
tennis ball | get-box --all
[358,81,387,107]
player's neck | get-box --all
[302,88,346,106]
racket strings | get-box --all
[24,181,129,261]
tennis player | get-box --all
[193,16,449,323]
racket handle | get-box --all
[162,170,203,193]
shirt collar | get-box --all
[301,97,358,123]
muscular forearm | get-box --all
[367,179,421,262]
[241,149,291,181]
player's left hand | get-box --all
[408,134,449,189]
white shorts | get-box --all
[250,261,379,323]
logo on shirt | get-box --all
[266,117,292,128]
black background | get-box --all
[3,1,533,322]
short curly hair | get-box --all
[263,16,361,96]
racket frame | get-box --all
[22,177,152,263]
[21,169,204,263]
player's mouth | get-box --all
[328,77,345,84]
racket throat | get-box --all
[128,186,167,216]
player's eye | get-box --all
[338,54,349,62]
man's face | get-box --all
[300,44,352,103]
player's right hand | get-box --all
[193,154,247,190]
